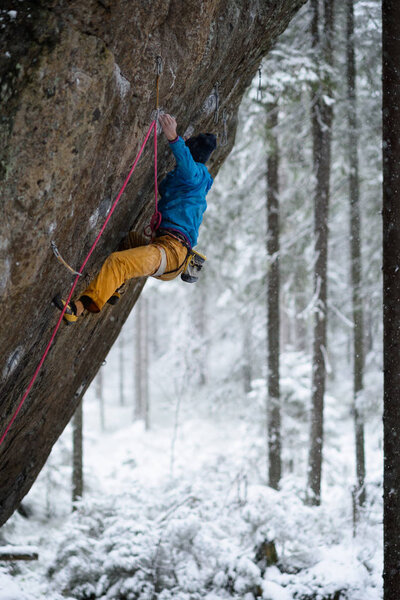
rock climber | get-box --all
[54,113,217,324]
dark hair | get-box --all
[185,133,217,164]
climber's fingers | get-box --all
[159,113,177,141]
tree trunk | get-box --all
[134,297,149,428]
[96,368,105,432]
[266,102,281,490]
[346,0,366,512]
[242,316,253,394]
[72,400,83,507]
[382,1,400,596]
[134,299,143,421]
[143,298,150,431]
[119,331,125,406]
[307,0,335,505]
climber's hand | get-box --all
[159,113,177,141]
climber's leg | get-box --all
[155,234,189,281]
[54,236,188,322]
[80,244,163,312]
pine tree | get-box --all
[266,101,281,490]
[307,0,335,505]
[72,400,83,507]
[345,0,366,513]
[119,331,125,406]
[382,0,400,596]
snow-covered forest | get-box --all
[0,1,387,599]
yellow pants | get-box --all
[82,235,187,311]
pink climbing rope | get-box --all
[144,119,162,237]
[0,119,158,448]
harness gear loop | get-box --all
[51,241,82,277]
[220,108,228,147]
[257,66,263,101]
[214,82,220,124]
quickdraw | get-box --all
[51,241,82,277]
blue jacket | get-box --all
[158,136,213,247]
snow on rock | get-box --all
[113,63,131,98]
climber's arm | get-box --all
[159,113,200,181]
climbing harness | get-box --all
[152,228,206,282]
[153,225,207,283]
[156,226,191,248]
[151,227,190,279]
[51,241,82,277]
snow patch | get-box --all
[169,66,176,89]
[114,63,131,98]
[89,208,99,229]
[47,222,57,235]
[202,89,218,115]
[2,346,23,379]
[183,124,194,140]
[0,572,32,600]
[262,580,291,600]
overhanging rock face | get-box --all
[0,0,305,525]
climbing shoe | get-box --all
[107,284,126,305]
[53,294,79,325]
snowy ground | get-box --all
[0,301,383,600]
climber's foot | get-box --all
[107,284,126,306]
[53,294,79,325]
